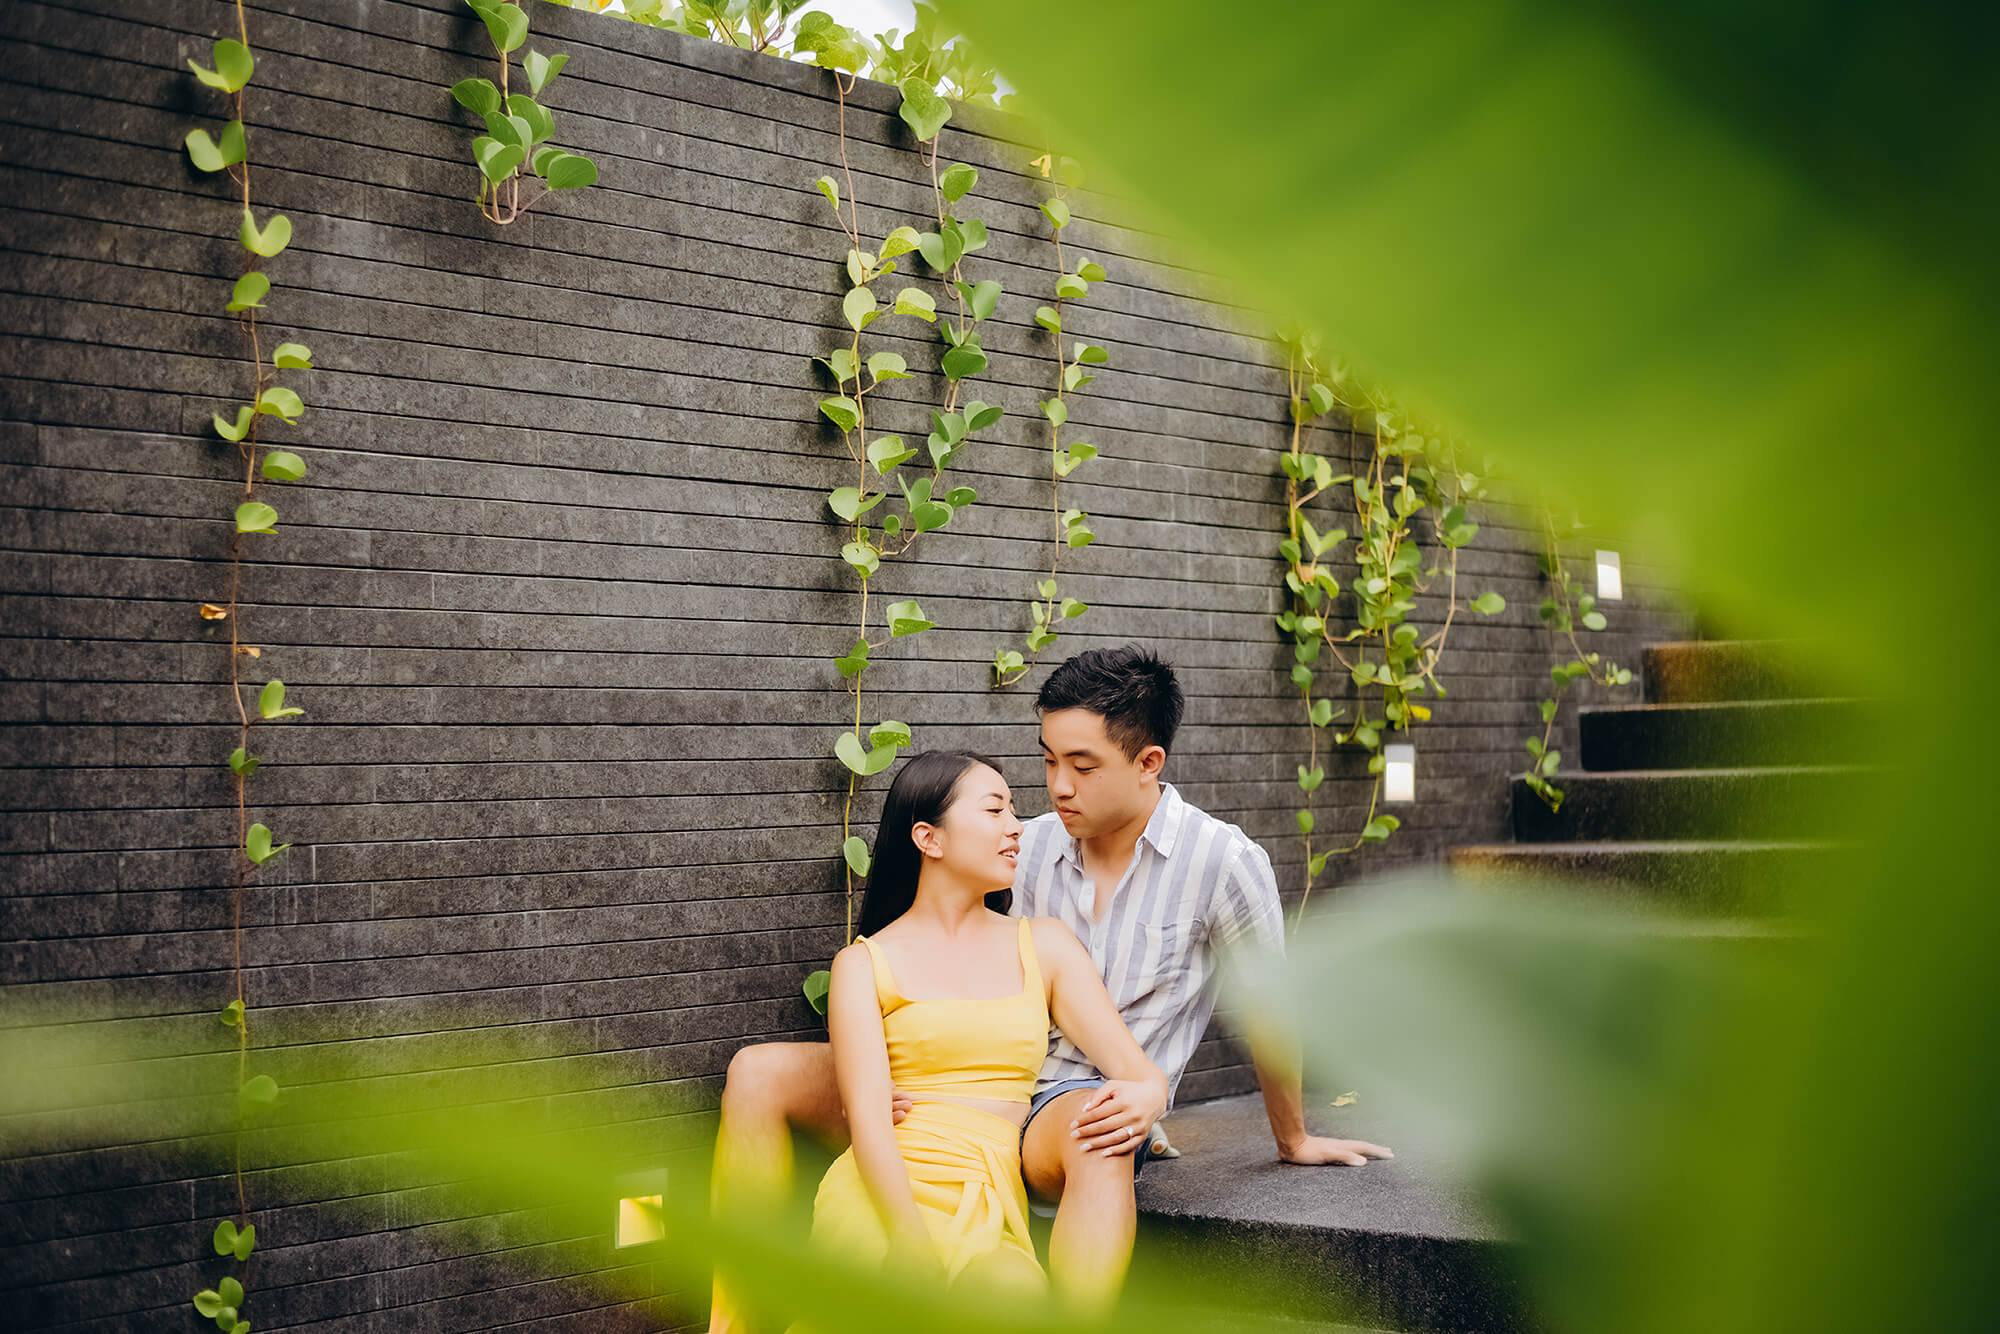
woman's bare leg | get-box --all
[709,1041,844,1333]
[1020,1087,1138,1313]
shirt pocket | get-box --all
[1131,918,1200,1000]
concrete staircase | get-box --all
[1129,643,1864,1334]
[1450,640,1863,915]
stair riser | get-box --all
[1138,1215,1528,1334]
[1510,772,1865,842]
[1642,641,1822,704]
[1580,701,1866,770]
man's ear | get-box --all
[1138,745,1167,779]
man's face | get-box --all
[1039,708,1159,839]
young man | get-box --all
[710,647,1390,1326]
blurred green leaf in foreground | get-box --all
[936,3,1998,1332]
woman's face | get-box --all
[916,763,1023,892]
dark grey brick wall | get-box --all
[0,0,1693,1328]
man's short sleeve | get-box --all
[1208,836,1285,958]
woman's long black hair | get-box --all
[856,749,1011,937]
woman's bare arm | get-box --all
[1033,919,1168,1154]
[826,944,928,1245]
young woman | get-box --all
[810,749,1167,1292]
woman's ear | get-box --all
[910,820,943,859]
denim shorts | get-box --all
[1021,1077,1161,1217]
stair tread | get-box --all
[1541,765,1866,780]
[1139,1093,1504,1241]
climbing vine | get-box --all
[181,9,315,1330]
[450,0,598,223]
[994,155,1109,685]
[1522,511,1635,809]
[559,0,1007,132]
[800,69,1006,1011]
[1274,334,1506,921]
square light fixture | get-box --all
[614,1169,668,1248]
[1383,743,1416,803]
[1595,549,1623,600]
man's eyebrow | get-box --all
[1038,739,1100,759]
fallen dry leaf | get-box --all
[199,603,228,620]
[1331,1091,1358,1108]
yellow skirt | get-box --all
[810,1099,1044,1291]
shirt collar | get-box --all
[1056,782,1184,869]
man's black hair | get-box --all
[1036,645,1184,759]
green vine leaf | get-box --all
[963,401,1004,431]
[893,287,937,321]
[189,38,254,93]
[544,152,598,190]
[953,279,1002,322]
[867,436,915,473]
[244,824,290,866]
[238,209,291,258]
[1078,260,1108,283]
[234,502,277,535]
[867,351,909,383]
[1309,698,1335,727]
[886,600,935,637]
[1033,305,1061,333]
[506,94,555,144]
[879,225,923,261]
[834,638,871,678]
[225,273,268,313]
[185,121,247,173]
[452,77,501,116]
[218,1000,245,1028]
[194,1290,228,1319]
[1361,814,1402,843]
[1582,610,1608,631]
[843,286,878,331]
[473,136,523,183]
[523,49,568,94]
[1060,598,1087,619]
[270,342,312,369]
[818,396,860,432]
[258,679,304,720]
[803,969,832,1015]
[254,387,302,423]
[1041,198,1071,229]
[1074,342,1109,365]
[839,540,879,577]
[940,341,987,381]
[827,487,882,521]
[842,835,872,876]
[213,1219,257,1261]
[1298,764,1325,791]
[897,77,950,141]
[212,408,254,442]
[1472,591,1506,615]
[261,451,306,483]
[238,1074,281,1109]
[1296,808,1315,834]
[227,747,260,778]
[815,175,840,210]
[940,162,978,202]
[834,730,898,776]
[465,0,529,53]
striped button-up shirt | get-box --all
[1012,782,1284,1108]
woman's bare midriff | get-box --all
[911,1094,1030,1129]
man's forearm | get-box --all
[1251,1048,1309,1154]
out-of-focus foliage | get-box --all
[935,2,1999,1332]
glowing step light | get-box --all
[615,1168,668,1248]
[1383,743,1416,803]
[1596,549,1623,601]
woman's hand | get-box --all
[1067,1077,1168,1156]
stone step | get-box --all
[1135,1093,1524,1333]
[1642,639,1824,703]
[1509,766,1870,842]
[1578,698,1867,770]
[1448,839,1841,913]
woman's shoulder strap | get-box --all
[1016,916,1048,1000]
[854,933,902,1008]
